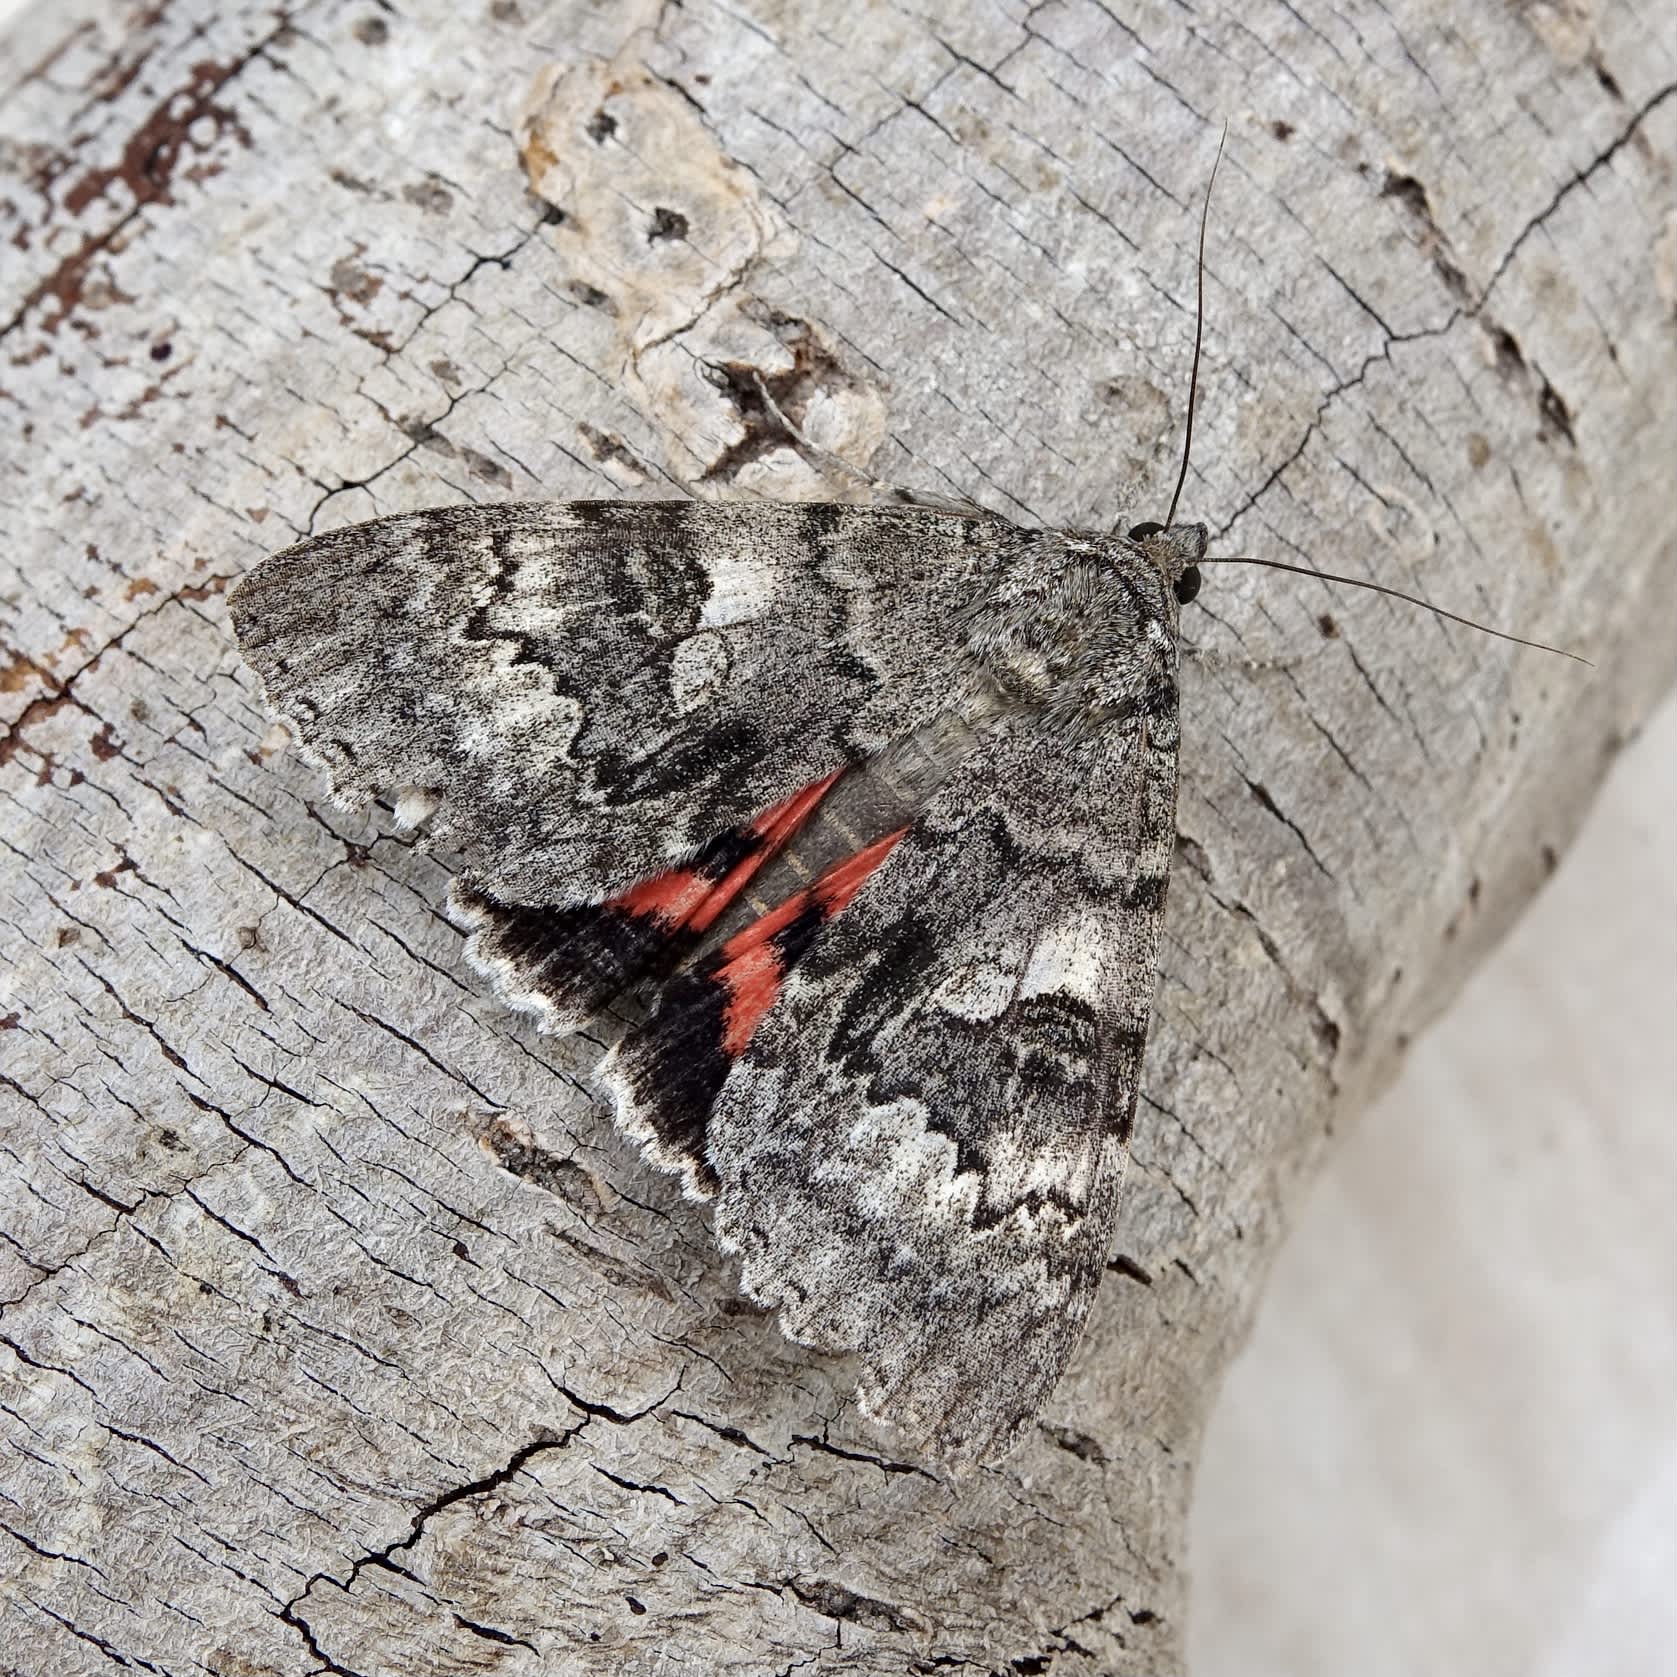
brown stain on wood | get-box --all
[63,57,253,217]
[0,694,72,768]
[12,42,263,338]
[89,723,124,761]
[0,648,53,694]
[177,574,231,602]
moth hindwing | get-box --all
[230,497,1207,1466]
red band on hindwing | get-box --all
[716,826,909,1057]
[601,820,913,1199]
[613,772,841,932]
[456,771,843,1032]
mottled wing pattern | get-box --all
[229,500,1008,908]
[703,704,1179,1466]
[233,498,1189,1466]
[449,772,840,1034]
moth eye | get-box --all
[1173,565,1202,605]
[1127,520,1165,540]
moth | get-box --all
[228,157,1571,1468]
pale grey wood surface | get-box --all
[1191,693,1677,1677]
[1,3,1672,1674]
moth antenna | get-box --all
[1165,123,1227,530]
[1199,556,1592,666]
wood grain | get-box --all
[1,2,1672,1671]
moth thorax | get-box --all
[966,548,1171,726]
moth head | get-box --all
[1126,520,1208,607]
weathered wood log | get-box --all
[1,2,1671,1672]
